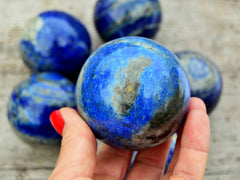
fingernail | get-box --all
[50,110,64,136]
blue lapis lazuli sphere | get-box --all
[175,51,222,114]
[19,10,91,80]
[7,72,76,144]
[76,37,190,150]
[94,0,162,42]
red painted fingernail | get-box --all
[50,110,64,136]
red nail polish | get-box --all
[50,110,64,136]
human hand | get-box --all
[49,97,210,180]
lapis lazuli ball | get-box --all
[75,36,190,150]
[94,0,162,42]
[175,51,222,114]
[7,72,76,144]
[19,10,91,80]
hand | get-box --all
[49,97,210,180]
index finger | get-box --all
[49,108,97,180]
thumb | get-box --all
[49,107,97,180]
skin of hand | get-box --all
[49,97,210,180]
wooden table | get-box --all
[0,0,239,179]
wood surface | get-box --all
[0,0,240,179]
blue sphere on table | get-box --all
[165,133,177,171]
[175,50,222,114]
[19,10,91,81]
[7,72,76,144]
[75,36,190,150]
[94,0,162,42]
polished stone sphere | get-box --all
[19,10,91,80]
[94,0,162,42]
[76,37,190,150]
[175,51,222,114]
[7,72,76,144]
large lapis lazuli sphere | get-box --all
[19,10,91,80]
[7,72,76,144]
[94,0,162,42]
[175,51,222,114]
[76,37,190,150]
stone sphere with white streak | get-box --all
[75,37,190,150]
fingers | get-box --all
[93,144,133,180]
[164,97,210,180]
[48,97,209,180]
[188,97,207,113]
[126,138,172,179]
[49,108,97,180]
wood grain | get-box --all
[0,0,240,179]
